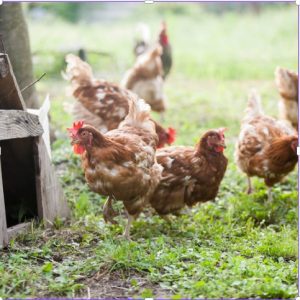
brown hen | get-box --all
[235,90,298,201]
[68,95,162,239]
[150,129,228,217]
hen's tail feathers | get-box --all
[275,67,298,101]
[62,54,94,88]
[245,90,264,120]
[134,23,151,57]
[135,23,151,44]
[121,94,152,129]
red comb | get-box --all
[67,121,84,138]
[160,21,168,45]
[217,127,227,139]
[218,127,227,133]
[167,127,176,144]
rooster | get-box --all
[235,90,298,202]
[64,54,175,148]
[150,128,228,217]
[68,95,162,239]
[159,21,172,80]
[275,67,298,130]
[121,45,166,115]
[133,21,172,79]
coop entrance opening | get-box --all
[1,137,38,227]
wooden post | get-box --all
[0,147,8,248]
[0,53,27,110]
[34,137,69,226]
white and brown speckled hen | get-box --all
[64,54,175,148]
[68,95,162,239]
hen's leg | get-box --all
[123,214,135,240]
[160,112,165,123]
[160,214,171,223]
[267,187,273,203]
[103,196,118,224]
[247,176,253,194]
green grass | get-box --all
[0,3,298,298]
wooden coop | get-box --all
[0,52,69,248]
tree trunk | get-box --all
[0,3,39,108]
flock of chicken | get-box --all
[65,22,298,239]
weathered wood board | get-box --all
[34,136,69,226]
[7,222,32,241]
[28,95,51,158]
[0,147,8,248]
[0,110,43,140]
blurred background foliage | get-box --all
[23,2,296,81]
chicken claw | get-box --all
[103,196,118,225]
[267,187,273,203]
[160,214,171,223]
[123,214,135,240]
[247,177,253,194]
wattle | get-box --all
[73,144,85,155]
[215,146,224,153]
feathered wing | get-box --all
[63,54,132,132]
[119,93,155,133]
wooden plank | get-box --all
[0,147,8,249]
[28,95,51,158]
[0,110,43,140]
[34,137,69,226]
[0,53,27,110]
[7,222,32,241]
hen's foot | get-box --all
[247,187,253,194]
[122,214,135,240]
[266,188,273,203]
[247,177,253,194]
[160,214,171,223]
[103,197,118,225]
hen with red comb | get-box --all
[150,128,228,217]
[67,94,162,239]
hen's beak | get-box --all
[219,141,226,148]
[71,138,80,145]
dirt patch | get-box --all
[77,268,170,298]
